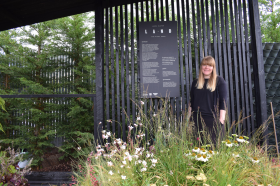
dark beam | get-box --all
[95,1,104,145]
[247,0,268,141]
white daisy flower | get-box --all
[108,170,113,175]
[121,175,126,180]
[236,136,245,143]
[252,157,260,163]
[192,147,200,153]
[199,148,207,154]
[225,141,233,147]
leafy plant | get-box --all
[0,146,32,186]
[0,97,6,133]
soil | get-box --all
[31,148,73,172]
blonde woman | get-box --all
[190,56,228,144]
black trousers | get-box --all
[192,112,225,145]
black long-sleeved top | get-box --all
[190,76,228,117]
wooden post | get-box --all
[247,0,268,142]
[95,2,104,145]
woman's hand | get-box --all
[220,110,226,124]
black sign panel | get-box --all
[139,21,180,98]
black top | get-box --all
[190,76,228,117]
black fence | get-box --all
[95,0,266,143]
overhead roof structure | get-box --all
[0,0,142,31]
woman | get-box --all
[190,56,228,144]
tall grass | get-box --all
[71,98,280,186]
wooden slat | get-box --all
[186,0,193,85]
[243,0,255,135]
[191,0,199,77]
[115,6,121,137]
[219,0,230,130]
[229,0,240,133]
[151,0,154,21]
[224,0,235,131]
[233,0,246,134]
[205,0,211,55]
[215,0,223,77]
[146,0,149,21]
[125,4,130,127]
[182,0,190,109]
[210,0,218,70]
[177,0,184,114]
[105,8,110,131]
[131,3,135,131]
[160,0,164,21]
[165,0,169,21]
[156,0,159,21]
[238,0,250,136]
[120,5,126,140]
[110,7,116,134]
[196,0,203,62]
[201,0,207,56]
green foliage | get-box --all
[0,97,6,133]
[259,0,280,42]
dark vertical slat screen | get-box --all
[97,0,260,143]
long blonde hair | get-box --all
[196,56,218,92]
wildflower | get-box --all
[151,159,157,164]
[96,145,101,149]
[127,155,132,161]
[120,165,124,168]
[122,160,127,165]
[97,148,104,153]
[197,137,200,141]
[107,161,113,166]
[236,136,245,143]
[200,148,207,154]
[225,140,233,147]
[140,167,147,172]
[233,140,239,146]
[102,134,109,139]
[141,101,144,105]
[142,160,147,167]
[146,152,151,158]
[252,157,260,163]
[232,134,238,137]
[192,147,200,152]
[244,140,249,144]
[153,113,157,117]
[106,131,111,136]
[151,163,156,167]
[128,126,134,131]
[121,145,126,150]
[107,119,112,122]
[133,155,139,159]
[125,151,130,156]
[170,171,173,175]
[77,147,81,151]
[121,175,126,180]
[150,184,156,186]
[108,170,113,175]
[137,117,141,120]
[140,134,145,137]
[139,123,143,127]
[227,185,231,186]
[186,175,195,181]
[203,184,210,186]
[138,160,142,164]
[102,130,106,134]
[134,123,138,127]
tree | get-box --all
[259,0,280,42]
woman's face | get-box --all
[201,64,213,78]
